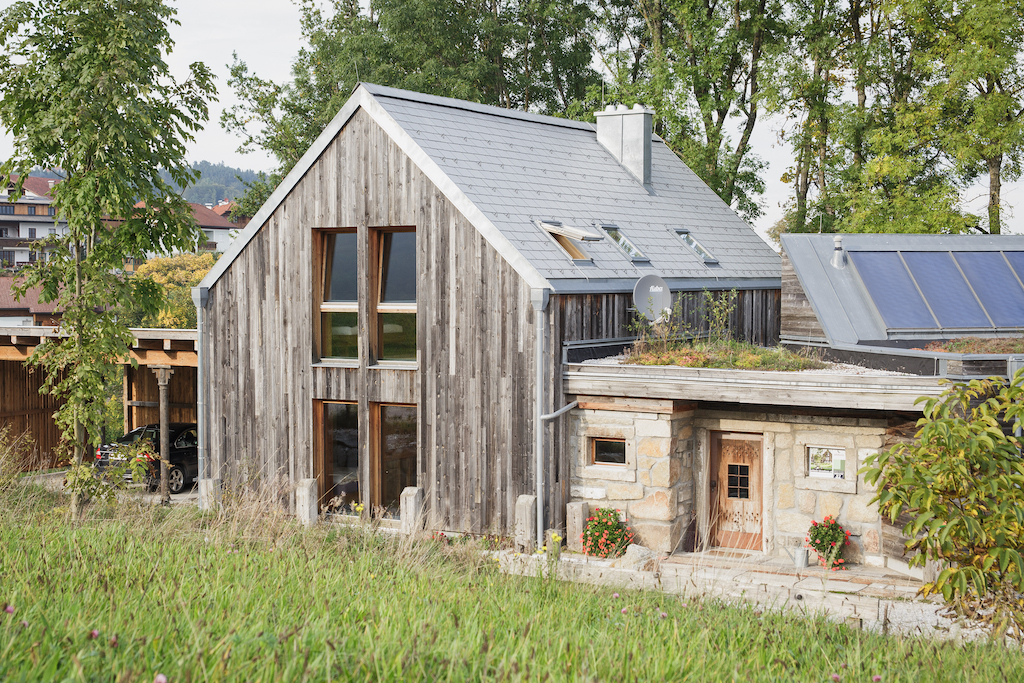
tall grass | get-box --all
[1,484,1022,682]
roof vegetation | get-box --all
[625,339,828,371]
[922,337,1024,354]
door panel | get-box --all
[710,432,763,550]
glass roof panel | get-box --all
[849,251,936,329]
[952,252,1024,328]
[1000,251,1024,285]
[900,251,990,328]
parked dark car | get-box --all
[96,423,198,494]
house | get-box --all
[0,276,60,326]
[212,200,250,231]
[192,84,782,543]
[0,176,67,267]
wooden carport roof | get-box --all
[0,326,197,366]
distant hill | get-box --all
[27,162,259,206]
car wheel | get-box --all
[168,466,186,495]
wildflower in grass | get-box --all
[20,620,28,628]
[89,629,99,639]
[621,608,627,614]
[109,635,118,648]
[872,677,882,682]
[659,612,667,619]
[612,593,619,599]
[154,675,168,683]
[831,675,841,682]
[3,604,13,614]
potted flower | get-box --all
[806,515,850,570]
[581,507,636,558]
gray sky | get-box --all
[0,0,1018,237]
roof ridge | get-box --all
[360,82,596,132]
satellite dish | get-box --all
[633,274,672,322]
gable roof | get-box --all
[0,277,58,315]
[781,232,1024,345]
[200,84,779,295]
[189,203,235,229]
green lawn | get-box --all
[1,485,1021,682]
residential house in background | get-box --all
[212,199,250,231]
[0,176,67,267]
[0,276,60,326]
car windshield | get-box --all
[175,429,197,449]
[116,427,147,445]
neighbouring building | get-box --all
[1,176,68,267]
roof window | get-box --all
[674,228,718,264]
[538,220,602,264]
[600,224,649,263]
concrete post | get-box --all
[400,486,425,535]
[199,478,221,510]
[515,494,537,552]
[151,366,174,505]
[566,501,589,553]
[296,478,318,527]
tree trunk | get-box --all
[70,239,84,521]
[988,155,1002,235]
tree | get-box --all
[222,0,601,203]
[0,0,215,517]
[127,253,218,329]
[863,374,1024,639]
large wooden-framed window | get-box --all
[319,230,358,359]
[316,401,360,512]
[373,228,416,362]
[370,403,417,516]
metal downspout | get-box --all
[531,288,550,550]
[191,286,209,509]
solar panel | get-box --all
[952,252,1024,328]
[901,252,990,328]
[1000,251,1024,286]
[849,251,936,329]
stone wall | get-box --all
[567,399,887,565]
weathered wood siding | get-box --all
[124,365,197,430]
[557,289,780,346]
[0,359,62,468]
[780,251,826,341]
[204,108,554,535]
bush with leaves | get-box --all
[581,507,635,558]
[806,515,850,570]
[863,371,1024,639]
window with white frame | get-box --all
[538,220,602,263]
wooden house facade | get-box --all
[195,84,781,537]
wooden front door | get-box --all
[709,432,763,550]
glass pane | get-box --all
[325,403,360,511]
[553,233,587,260]
[808,446,845,479]
[953,252,1024,328]
[849,252,936,329]
[603,227,646,259]
[900,252,990,328]
[380,232,416,303]
[380,405,417,515]
[726,464,749,499]
[594,439,626,464]
[323,232,358,302]
[322,311,358,359]
[379,312,416,361]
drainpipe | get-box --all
[531,288,550,550]
[191,286,209,509]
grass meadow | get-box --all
[1,484,1023,682]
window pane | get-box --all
[325,403,360,509]
[379,312,416,361]
[901,252,990,328]
[380,405,416,515]
[849,252,936,329]
[380,232,416,303]
[603,227,645,259]
[323,232,358,302]
[322,311,358,358]
[593,439,626,464]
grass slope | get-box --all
[1,487,1022,682]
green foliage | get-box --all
[581,507,635,558]
[158,160,260,206]
[863,372,1024,638]
[0,0,215,516]
[125,252,217,329]
[806,515,850,570]
[0,425,34,491]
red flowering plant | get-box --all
[806,515,851,570]
[581,507,635,558]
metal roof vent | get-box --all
[595,103,653,186]
[830,234,847,270]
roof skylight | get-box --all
[601,224,648,262]
[537,220,602,263]
[674,228,718,264]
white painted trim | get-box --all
[199,85,552,294]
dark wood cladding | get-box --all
[125,365,197,430]
[0,359,62,468]
[204,108,552,535]
[558,289,780,346]
[781,251,826,341]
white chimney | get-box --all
[595,103,653,186]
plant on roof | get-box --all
[0,0,215,519]
[806,516,850,571]
[862,370,1024,640]
[581,507,635,558]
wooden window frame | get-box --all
[371,227,416,365]
[315,400,360,510]
[591,437,627,466]
[313,228,359,362]
[369,401,418,510]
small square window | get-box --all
[28,228,36,239]
[674,228,718,264]
[592,438,626,465]
[807,446,846,479]
[27,206,35,216]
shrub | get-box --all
[0,425,34,491]
[863,371,1024,639]
[806,515,850,570]
[581,507,635,558]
